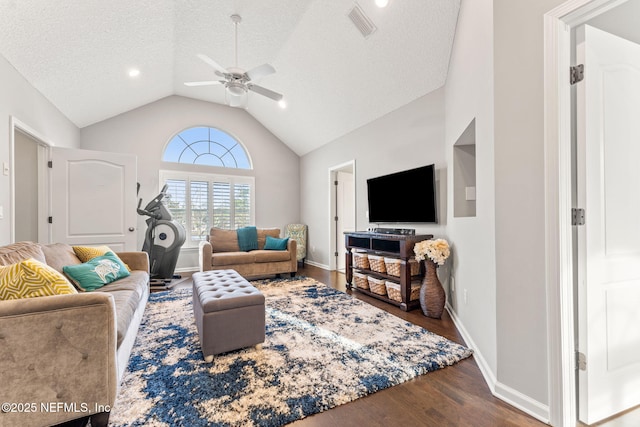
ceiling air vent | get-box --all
[348,3,377,38]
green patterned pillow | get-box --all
[0,258,77,300]
[63,251,130,291]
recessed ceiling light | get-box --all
[278,99,287,109]
[375,0,389,8]
[128,68,140,78]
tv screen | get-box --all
[367,164,437,223]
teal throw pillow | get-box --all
[63,251,130,291]
[264,236,289,251]
[237,226,258,251]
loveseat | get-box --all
[0,241,149,427]
[198,227,297,279]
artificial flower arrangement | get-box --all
[414,238,450,266]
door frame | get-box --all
[543,1,630,426]
[328,160,356,271]
[9,116,54,244]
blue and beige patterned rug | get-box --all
[109,277,473,427]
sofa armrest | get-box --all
[116,251,150,273]
[199,240,213,272]
[0,293,118,427]
[287,239,298,273]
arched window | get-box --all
[162,126,251,169]
[160,127,255,245]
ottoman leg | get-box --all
[204,355,214,363]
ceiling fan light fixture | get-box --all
[226,82,247,96]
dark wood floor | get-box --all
[288,264,548,427]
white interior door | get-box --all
[576,24,640,425]
[50,147,138,251]
[336,170,355,271]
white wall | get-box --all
[493,0,565,418]
[444,0,498,394]
[80,95,300,270]
[300,88,447,269]
[0,54,80,245]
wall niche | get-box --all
[453,118,476,218]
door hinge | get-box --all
[334,216,339,221]
[572,208,585,226]
[576,351,587,371]
[334,251,339,257]
[48,216,53,224]
[570,64,584,85]
[47,160,53,168]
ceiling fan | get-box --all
[184,14,284,108]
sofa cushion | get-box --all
[40,243,82,273]
[211,252,255,266]
[100,271,149,300]
[104,289,141,348]
[0,258,77,300]
[253,249,291,263]
[210,228,240,252]
[0,242,46,266]
[63,252,130,291]
[257,228,280,249]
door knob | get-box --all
[129,227,135,232]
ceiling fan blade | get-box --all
[197,53,228,75]
[184,80,223,87]
[245,63,276,81]
[248,84,283,101]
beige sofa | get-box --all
[199,227,297,278]
[0,241,149,427]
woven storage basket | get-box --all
[383,258,420,277]
[367,255,386,273]
[353,271,370,290]
[353,252,370,270]
[367,276,387,295]
[385,281,421,302]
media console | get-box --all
[344,231,433,311]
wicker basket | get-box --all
[383,258,420,277]
[367,276,387,295]
[368,255,386,273]
[353,252,370,270]
[353,271,370,290]
[385,281,421,302]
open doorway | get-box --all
[328,161,356,272]
[544,0,640,425]
[10,117,52,244]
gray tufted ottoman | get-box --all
[192,269,265,362]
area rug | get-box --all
[109,277,473,427]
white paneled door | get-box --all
[50,148,137,251]
[336,170,355,272]
[576,25,640,425]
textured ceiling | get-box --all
[0,0,460,155]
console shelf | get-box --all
[344,231,433,311]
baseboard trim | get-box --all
[445,304,550,424]
[494,382,550,424]
[445,304,497,393]
[304,260,330,270]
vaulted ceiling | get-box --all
[0,0,460,155]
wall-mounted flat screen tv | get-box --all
[367,164,437,223]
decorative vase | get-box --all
[420,259,445,319]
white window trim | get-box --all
[159,170,256,248]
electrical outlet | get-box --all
[463,289,468,305]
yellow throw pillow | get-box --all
[0,258,77,300]
[73,245,131,271]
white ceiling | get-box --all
[0,0,460,156]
